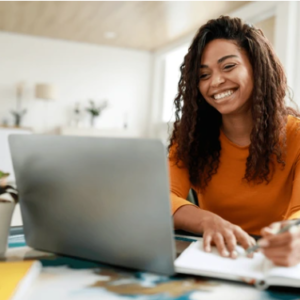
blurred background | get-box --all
[0,1,300,174]
[1,1,299,226]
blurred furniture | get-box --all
[0,127,32,182]
[186,189,198,206]
[35,83,57,132]
[59,126,139,138]
[0,126,32,227]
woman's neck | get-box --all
[221,112,253,147]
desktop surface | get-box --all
[6,227,300,300]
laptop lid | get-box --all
[9,135,176,275]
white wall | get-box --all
[0,32,153,136]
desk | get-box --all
[6,230,300,300]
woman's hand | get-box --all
[201,212,256,258]
[259,221,300,267]
[173,205,256,259]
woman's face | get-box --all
[198,39,254,116]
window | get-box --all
[162,44,189,123]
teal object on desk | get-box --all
[8,235,26,248]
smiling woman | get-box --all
[199,40,254,120]
[168,16,300,267]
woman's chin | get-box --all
[214,105,237,115]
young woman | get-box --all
[169,16,300,266]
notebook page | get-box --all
[175,240,265,280]
[266,260,300,281]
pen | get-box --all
[246,219,300,255]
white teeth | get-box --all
[214,90,234,100]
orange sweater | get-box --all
[169,115,300,235]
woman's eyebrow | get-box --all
[200,54,239,68]
[218,54,238,63]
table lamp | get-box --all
[35,83,57,132]
[35,84,56,101]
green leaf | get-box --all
[0,170,10,179]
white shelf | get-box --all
[59,126,139,138]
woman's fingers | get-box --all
[200,214,255,259]
[260,227,276,237]
[261,222,282,237]
[259,227,300,248]
[270,257,294,267]
[261,235,300,266]
[259,221,300,267]
[232,227,256,258]
[246,236,257,258]
[204,232,230,257]
[234,226,254,250]
[213,233,230,257]
[204,228,254,259]
[262,243,299,258]
[203,233,212,252]
[223,231,238,258]
[249,236,257,247]
[264,249,300,267]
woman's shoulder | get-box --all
[168,143,180,163]
[287,115,300,136]
[286,115,300,157]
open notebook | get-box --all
[175,239,300,289]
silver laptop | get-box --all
[9,135,176,275]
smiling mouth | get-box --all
[213,89,238,100]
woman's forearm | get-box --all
[173,204,213,234]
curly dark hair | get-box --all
[168,15,300,192]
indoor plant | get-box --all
[0,171,18,257]
[11,82,27,127]
[86,100,108,127]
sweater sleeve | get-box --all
[168,145,195,215]
[284,151,300,220]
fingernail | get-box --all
[222,250,230,257]
[205,246,211,252]
[270,223,281,234]
[231,250,238,259]
[258,239,269,247]
[289,226,300,234]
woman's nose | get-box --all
[210,73,225,87]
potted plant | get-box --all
[11,109,27,127]
[0,171,18,257]
[86,100,108,127]
[11,82,27,127]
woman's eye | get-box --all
[199,74,208,79]
[224,64,236,70]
